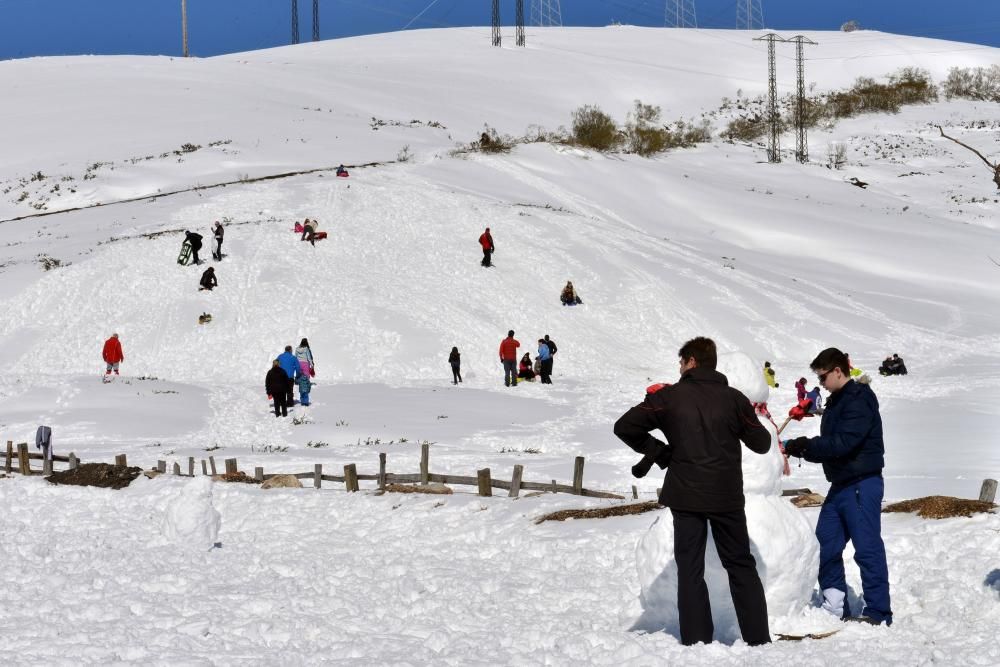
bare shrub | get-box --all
[624,100,669,156]
[725,114,768,142]
[942,65,1000,102]
[571,105,619,151]
[475,125,516,154]
[826,142,847,170]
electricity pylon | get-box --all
[664,0,697,29]
[737,0,764,30]
[530,0,562,27]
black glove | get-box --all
[783,437,808,458]
[632,456,655,478]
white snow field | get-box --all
[1,27,1000,663]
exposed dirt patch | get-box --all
[218,471,256,484]
[883,495,996,519]
[535,500,663,524]
[46,463,142,490]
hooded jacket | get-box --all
[102,337,124,364]
[614,367,770,512]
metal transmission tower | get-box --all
[753,33,784,163]
[516,0,525,46]
[181,0,189,57]
[530,0,563,27]
[664,0,697,29]
[787,35,817,163]
[312,0,320,41]
[492,0,501,47]
[737,0,764,30]
[291,0,300,44]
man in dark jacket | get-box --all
[212,221,224,261]
[479,227,495,267]
[185,231,203,265]
[277,346,298,407]
[783,347,892,626]
[265,360,290,417]
[614,337,772,646]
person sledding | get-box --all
[479,227,495,267]
[878,354,908,377]
[560,281,583,306]
[102,333,124,379]
[199,267,218,291]
[336,164,349,177]
[301,218,319,246]
[184,231,204,265]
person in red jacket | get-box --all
[102,333,124,377]
[479,227,495,267]
[498,329,520,386]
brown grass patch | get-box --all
[219,471,256,484]
[535,500,663,524]
[384,483,453,495]
[882,495,996,519]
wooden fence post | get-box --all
[188,457,195,476]
[344,463,359,492]
[550,479,557,493]
[209,456,217,475]
[314,464,322,489]
[508,464,523,498]
[255,467,264,483]
[172,462,181,476]
[378,453,387,491]
[980,479,998,503]
[477,468,492,497]
[225,458,237,476]
[68,453,78,470]
[632,485,638,500]
[572,457,585,495]
[42,457,53,476]
[115,454,127,467]
[157,460,166,473]
[5,441,12,474]
[201,460,208,476]
[420,443,429,485]
[17,443,30,475]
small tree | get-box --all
[624,100,669,156]
[826,142,847,170]
[841,20,861,32]
[571,105,619,151]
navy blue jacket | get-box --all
[801,379,884,486]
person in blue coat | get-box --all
[277,345,299,407]
[783,347,892,626]
[536,339,553,384]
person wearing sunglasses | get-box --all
[783,347,892,627]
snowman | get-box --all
[632,352,820,643]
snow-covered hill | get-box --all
[1,27,999,663]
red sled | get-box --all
[336,171,349,178]
[314,231,328,240]
[294,222,304,233]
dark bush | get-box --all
[572,105,619,151]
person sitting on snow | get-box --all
[518,352,536,381]
[879,354,908,376]
[336,164,349,177]
[301,218,320,246]
[560,281,583,306]
[199,266,218,291]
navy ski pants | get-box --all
[815,475,892,624]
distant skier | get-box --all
[537,339,553,384]
[560,281,583,306]
[449,346,462,384]
[102,333,124,379]
[295,338,316,377]
[266,360,290,417]
[185,231,203,265]
[199,267,218,291]
[479,227,495,267]
[498,330,520,386]
[212,221,224,261]
[763,361,778,388]
[278,346,299,407]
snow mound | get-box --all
[161,477,221,550]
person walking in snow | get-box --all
[498,330,520,386]
[212,221,224,261]
[763,361,778,388]
[782,347,892,626]
[479,227,495,267]
[277,345,299,407]
[102,333,124,378]
[448,346,462,384]
[295,338,315,377]
[613,337,772,647]
[266,360,290,417]
[296,369,313,407]
[199,267,218,291]
[185,231,204,265]
[536,338,553,384]
[543,334,557,375]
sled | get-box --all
[314,231,328,241]
[294,223,304,233]
[177,240,193,265]
[198,313,213,325]
[775,629,841,641]
[336,171,349,178]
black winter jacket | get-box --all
[265,366,288,396]
[797,379,884,486]
[614,367,770,512]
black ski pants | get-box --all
[285,376,295,407]
[539,358,553,384]
[481,249,492,267]
[273,392,289,417]
[671,508,771,646]
[451,363,462,384]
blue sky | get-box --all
[1,0,999,59]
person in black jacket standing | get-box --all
[212,221,224,261]
[614,337,772,646]
[185,231,203,265]
[783,347,892,626]
[265,359,290,417]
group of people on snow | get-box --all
[495,331,558,386]
[878,354,908,376]
[265,339,316,417]
[615,338,892,647]
[183,222,225,292]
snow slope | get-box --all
[1,27,999,663]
